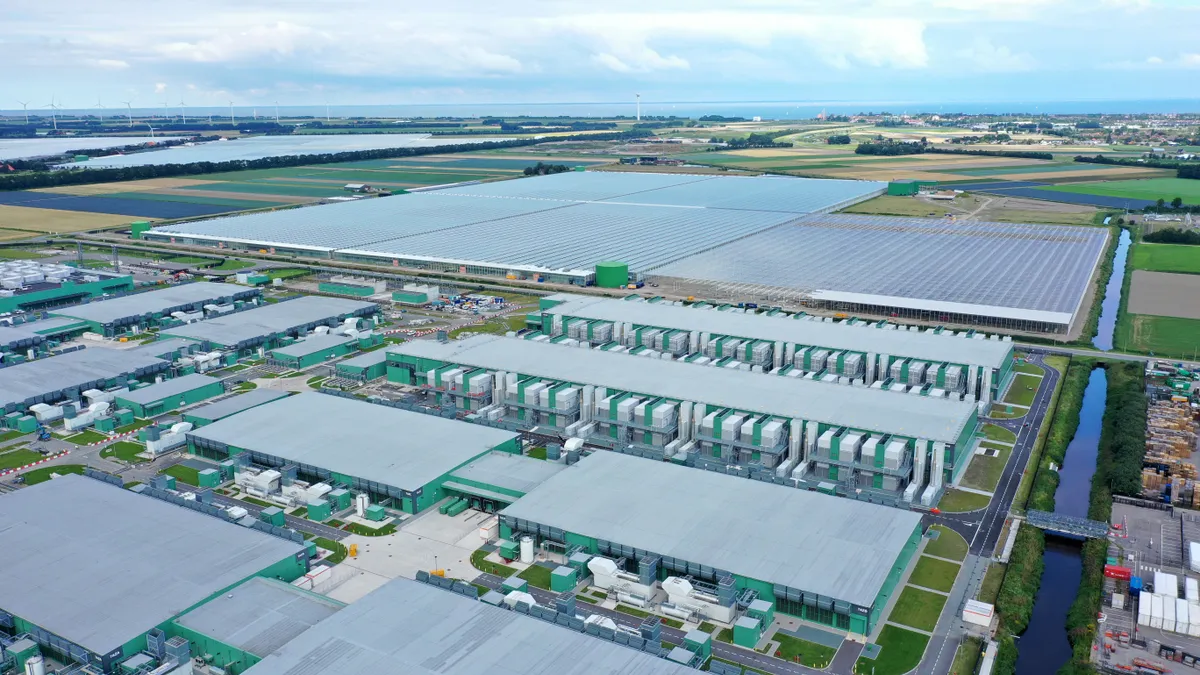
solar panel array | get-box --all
[650,213,1110,316]
[152,172,886,274]
[64,134,513,169]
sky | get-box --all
[3,0,1198,111]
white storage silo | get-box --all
[519,536,534,564]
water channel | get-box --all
[1016,368,1108,673]
[1093,228,1132,352]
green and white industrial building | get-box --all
[389,335,981,506]
[113,373,226,417]
[185,392,524,514]
[500,451,923,637]
[0,317,92,359]
[182,390,289,427]
[0,347,170,413]
[267,333,357,369]
[0,264,132,315]
[160,296,379,355]
[49,281,261,336]
[0,474,310,674]
[533,293,1016,404]
[333,349,388,381]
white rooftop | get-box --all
[0,347,167,409]
[162,296,377,347]
[116,373,220,405]
[270,332,355,358]
[51,282,257,326]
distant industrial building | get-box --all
[333,349,389,381]
[389,335,981,505]
[50,281,260,336]
[182,390,290,427]
[0,347,168,412]
[0,316,91,356]
[0,262,132,315]
[534,293,1015,404]
[0,475,309,673]
[240,577,696,675]
[267,333,356,369]
[160,296,379,354]
[113,373,225,417]
[185,392,523,514]
[145,172,884,285]
[500,452,922,636]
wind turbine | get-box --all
[121,100,133,127]
[146,123,157,138]
[16,101,29,125]
[636,93,641,122]
[43,99,59,131]
[95,97,105,123]
[228,100,235,125]
[161,100,170,120]
[274,101,280,122]
[178,99,187,124]
[324,98,331,122]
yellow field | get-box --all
[0,205,144,233]
[32,178,219,195]
[0,228,41,241]
[821,168,967,181]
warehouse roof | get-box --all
[242,577,694,675]
[336,349,389,369]
[51,282,258,326]
[650,214,1110,326]
[502,452,923,607]
[270,332,355,358]
[393,336,976,443]
[184,390,290,423]
[545,294,1013,369]
[150,172,884,275]
[0,475,305,655]
[449,451,566,495]
[0,317,86,349]
[116,373,221,405]
[187,393,519,491]
[173,577,342,657]
[0,347,167,409]
[127,337,201,359]
[162,296,378,347]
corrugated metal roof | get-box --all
[173,577,342,657]
[544,294,1013,369]
[0,317,85,348]
[162,296,377,346]
[51,282,255,325]
[650,214,1110,325]
[393,336,975,443]
[184,390,290,422]
[501,452,923,607]
[0,474,305,655]
[242,577,694,675]
[187,393,519,491]
[116,373,220,405]
[449,451,566,495]
[0,348,167,409]
[269,333,355,358]
[336,350,390,369]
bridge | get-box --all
[1026,509,1111,539]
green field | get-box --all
[924,525,968,562]
[938,488,992,512]
[889,587,947,631]
[99,441,147,463]
[960,444,1013,493]
[908,556,961,593]
[855,626,930,675]
[63,430,107,445]
[772,633,837,668]
[950,637,984,675]
[20,464,85,485]
[1041,178,1200,204]
[1116,313,1200,359]
[518,564,553,590]
[1003,374,1042,407]
[163,464,200,486]
[0,447,44,470]
[1131,243,1200,275]
[979,564,1006,604]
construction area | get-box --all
[1139,361,1200,505]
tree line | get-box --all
[0,130,651,191]
[1144,227,1200,245]
[523,162,570,176]
[1076,154,1200,180]
[825,135,852,145]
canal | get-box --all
[1016,368,1108,674]
[1093,228,1132,352]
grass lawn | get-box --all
[1013,361,1044,375]
[841,194,959,217]
[527,446,547,460]
[291,506,308,518]
[0,430,24,443]
[924,525,968,562]
[163,464,200,486]
[235,381,258,391]
[908,556,961,593]
[63,429,108,445]
[614,604,651,619]
[699,621,716,633]
[114,418,154,435]
[889,587,947,632]
[99,441,147,463]
[716,627,734,643]
[950,636,984,675]
[306,376,327,388]
[855,626,930,675]
[981,424,1016,444]
[517,564,553,590]
[224,363,249,372]
[0,248,46,259]
[591,589,608,599]
[987,404,1026,419]
[960,445,1012,493]
[470,548,518,577]
[1131,243,1200,275]
[661,617,684,629]
[241,495,274,508]
[20,464,85,485]
[1117,313,1200,359]
[313,537,348,564]
[772,633,838,668]
[1003,374,1042,407]
[0,448,43,470]
[263,268,312,280]
[938,488,992,512]
[576,594,598,604]
[978,563,1006,604]
[211,259,255,271]
[1041,177,1200,204]
[344,522,397,536]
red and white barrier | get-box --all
[0,450,70,477]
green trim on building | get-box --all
[0,276,134,315]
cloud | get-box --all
[88,58,129,69]
[153,82,167,94]
[153,21,324,63]
[955,38,1035,72]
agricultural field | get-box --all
[1130,243,1200,275]
[1116,313,1200,359]
[840,193,1100,226]
[1040,178,1200,205]
[1127,271,1200,320]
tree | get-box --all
[826,135,851,145]
[1158,198,1167,209]
[1172,197,1184,208]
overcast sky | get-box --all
[4,0,1198,110]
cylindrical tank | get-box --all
[618,592,648,608]
[24,655,45,675]
[595,261,629,288]
[519,535,534,563]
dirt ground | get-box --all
[843,193,1097,226]
[1127,270,1200,319]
